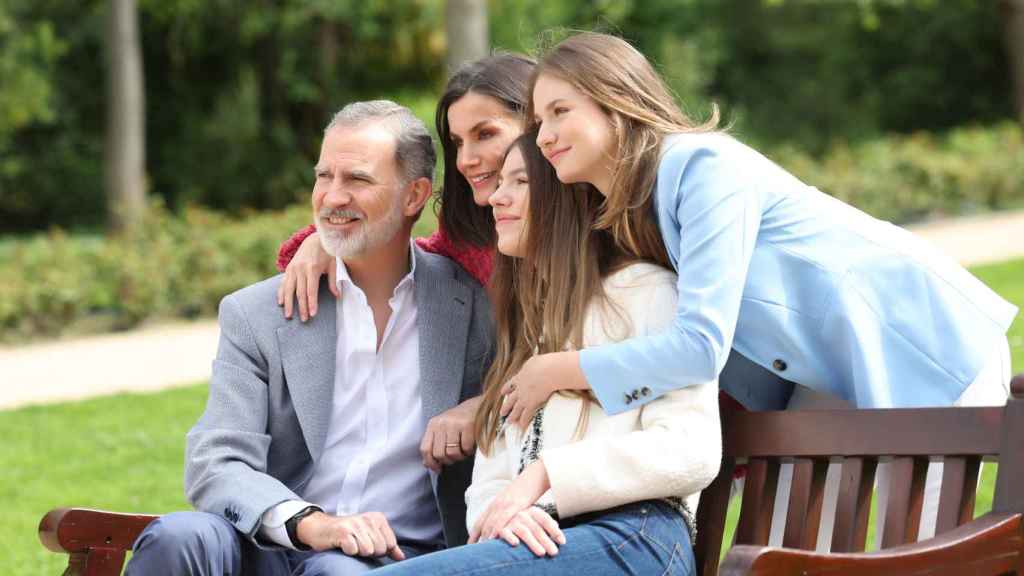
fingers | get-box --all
[459,426,475,454]
[509,513,559,557]
[388,544,406,561]
[499,391,516,418]
[369,514,405,561]
[528,507,566,545]
[482,506,517,542]
[328,260,340,298]
[336,530,359,556]
[363,519,387,557]
[419,429,440,473]
[509,401,526,429]
[430,429,450,466]
[499,526,520,547]
[295,270,309,322]
[282,269,297,319]
[276,280,285,307]
[305,265,320,318]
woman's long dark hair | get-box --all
[436,53,536,248]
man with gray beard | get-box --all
[125,101,494,575]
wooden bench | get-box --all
[41,375,1024,575]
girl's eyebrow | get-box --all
[503,167,527,179]
[542,98,566,112]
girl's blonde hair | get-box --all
[526,31,719,261]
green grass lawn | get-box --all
[3,259,1021,575]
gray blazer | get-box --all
[184,247,494,548]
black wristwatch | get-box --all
[285,506,321,551]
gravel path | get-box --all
[2,209,1022,411]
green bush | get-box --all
[1,122,1020,340]
[0,200,440,341]
[770,123,1024,224]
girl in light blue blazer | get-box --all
[499,31,1017,544]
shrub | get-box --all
[769,123,1024,224]
[1,123,1020,340]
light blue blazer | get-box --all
[581,133,1018,413]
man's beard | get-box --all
[315,201,404,259]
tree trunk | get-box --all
[445,0,489,76]
[105,0,146,234]
[1003,0,1024,126]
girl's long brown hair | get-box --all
[526,32,719,265]
[475,131,664,454]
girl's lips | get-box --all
[547,147,570,164]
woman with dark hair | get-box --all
[368,132,717,576]
[275,53,534,319]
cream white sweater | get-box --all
[465,262,722,531]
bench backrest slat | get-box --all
[881,456,929,547]
[829,456,876,552]
[734,458,779,546]
[781,457,828,550]
[935,455,981,534]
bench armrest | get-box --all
[39,507,160,554]
[720,512,1023,576]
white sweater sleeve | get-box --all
[540,382,721,518]
[540,268,723,518]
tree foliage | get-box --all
[0,0,1015,232]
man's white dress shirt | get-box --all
[260,244,442,548]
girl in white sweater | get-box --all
[372,133,720,575]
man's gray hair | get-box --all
[326,100,436,184]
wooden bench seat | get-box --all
[41,375,1024,575]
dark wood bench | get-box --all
[41,375,1024,575]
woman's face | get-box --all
[448,92,524,207]
[488,146,529,258]
[532,73,616,195]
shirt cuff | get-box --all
[259,500,317,550]
[580,347,633,415]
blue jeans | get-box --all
[124,511,436,576]
[368,501,694,576]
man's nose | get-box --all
[322,181,352,208]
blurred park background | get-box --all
[2,0,1023,573]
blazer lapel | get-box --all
[415,248,472,421]
[276,284,337,461]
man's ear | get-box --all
[403,177,433,218]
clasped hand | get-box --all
[296,511,405,560]
[468,461,564,557]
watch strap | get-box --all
[285,506,321,551]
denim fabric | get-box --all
[369,501,694,576]
[124,511,435,576]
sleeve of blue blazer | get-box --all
[581,138,761,415]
